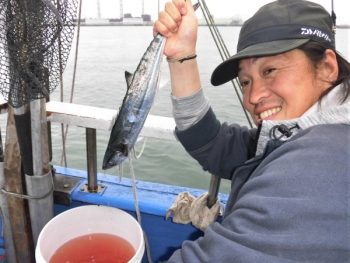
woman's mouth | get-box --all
[259,106,282,119]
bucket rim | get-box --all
[36,205,145,263]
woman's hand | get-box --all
[153,0,198,60]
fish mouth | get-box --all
[102,163,112,170]
[102,154,127,170]
[102,160,119,170]
[102,156,117,170]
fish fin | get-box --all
[125,71,133,88]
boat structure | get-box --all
[0,0,236,262]
[0,96,229,262]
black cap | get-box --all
[211,0,335,86]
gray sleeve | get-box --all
[171,88,210,131]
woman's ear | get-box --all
[322,49,339,83]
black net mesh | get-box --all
[0,0,77,108]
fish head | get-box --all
[102,142,129,170]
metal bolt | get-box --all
[63,183,69,188]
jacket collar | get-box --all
[256,84,350,155]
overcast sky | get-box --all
[81,0,349,25]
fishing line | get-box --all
[130,50,171,161]
[118,163,123,182]
[131,98,155,160]
[128,155,153,263]
[198,0,253,128]
[133,136,148,159]
[60,0,83,167]
[131,79,161,161]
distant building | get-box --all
[142,14,151,22]
[123,17,144,25]
[109,18,122,23]
[198,16,243,26]
[76,12,153,26]
[85,19,109,25]
[229,15,243,26]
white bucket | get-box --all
[35,205,144,263]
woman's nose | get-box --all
[248,78,270,105]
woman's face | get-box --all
[238,49,333,126]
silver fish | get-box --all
[102,2,200,170]
[102,33,166,170]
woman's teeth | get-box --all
[260,107,282,119]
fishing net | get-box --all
[0,0,77,108]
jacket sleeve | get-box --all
[175,107,258,180]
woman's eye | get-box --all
[264,68,276,75]
[240,81,250,87]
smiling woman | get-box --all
[153,0,350,262]
[239,48,338,125]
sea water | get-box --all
[0,26,348,193]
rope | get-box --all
[128,155,153,263]
[57,0,68,167]
[198,0,253,128]
[0,184,54,200]
[331,0,336,42]
[60,0,83,166]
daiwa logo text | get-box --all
[301,28,331,42]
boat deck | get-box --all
[53,166,228,262]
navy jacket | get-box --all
[169,102,350,262]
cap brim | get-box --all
[210,39,310,86]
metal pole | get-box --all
[207,174,221,208]
[26,98,54,248]
[86,128,98,192]
[13,106,33,176]
[31,99,43,175]
[142,0,144,15]
[47,121,52,162]
[97,0,101,19]
[120,0,123,19]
